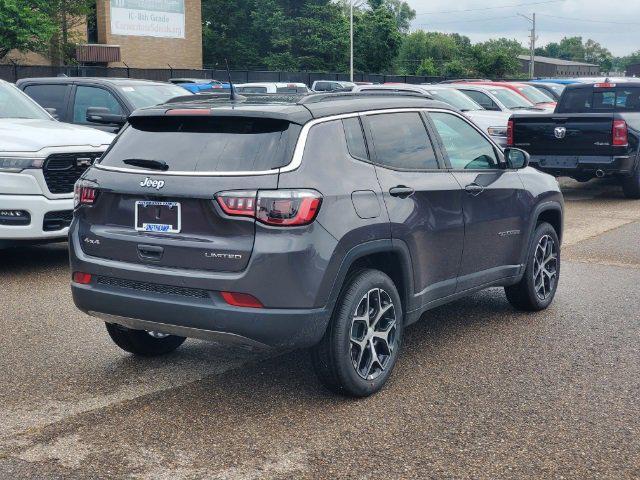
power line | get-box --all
[413,15,518,27]
[414,0,564,16]
[536,13,636,25]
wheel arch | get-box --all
[519,201,564,271]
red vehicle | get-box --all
[464,81,557,109]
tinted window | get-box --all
[117,84,189,109]
[73,86,123,124]
[276,87,308,94]
[314,82,331,91]
[430,112,498,170]
[461,90,499,111]
[342,117,368,160]
[238,86,268,93]
[0,82,51,120]
[100,116,300,172]
[23,84,68,117]
[557,87,640,113]
[368,112,438,170]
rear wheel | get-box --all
[105,323,186,356]
[505,222,560,311]
[622,165,640,199]
[311,269,403,397]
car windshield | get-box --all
[428,89,483,111]
[516,85,555,104]
[117,84,191,109]
[0,82,51,120]
[489,88,536,109]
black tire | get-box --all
[105,323,186,357]
[622,165,640,199]
[505,222,561,312]
[311,269,404,397]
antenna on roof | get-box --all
[225,59,237,101]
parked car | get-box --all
[353,83,512,145]
[169,78,230,93]
[465,82,557,109]
[0,79,113,248]
[70,92,563,397]
[312,80,356,92]
[17,77,190,133]
[509,81,640,198]
[451,84,552,115]
[522,81,566,101]
[235,82,310,94]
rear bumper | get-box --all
[529,155,637,177]
[72,282,330,349]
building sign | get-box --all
[110,0,185,39]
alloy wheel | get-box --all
[350,288,397,380]
[533,234,558,301]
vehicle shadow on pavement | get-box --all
[0,243,69,274]
[560,178,625,200]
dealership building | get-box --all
[6,0,202,69]
[518,55,600,78]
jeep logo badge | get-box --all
[140,177,165,190]
[554,127,567,139]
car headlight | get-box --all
[487,126,508,137]
[0,157,45,173]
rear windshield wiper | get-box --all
[123,158,169,171]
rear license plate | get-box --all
[135,201,181,233]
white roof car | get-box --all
[0,80,114,247]
[311,80,356,92]
[352,83,513,146]
[449,84,554,114]
[235,82,310,94]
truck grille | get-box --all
[43,210,73,231]
[43,153,101,194]
[95,276,211,299]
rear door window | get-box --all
[461,90,500,111]
[342,117,368,160]
[100,116,301,173]
[23,84,69,118]
[367,112,439,170]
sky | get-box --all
[407,0,640,56]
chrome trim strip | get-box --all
[88,311,271,349]
[95,164,281,177]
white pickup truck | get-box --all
[0,80,114,247]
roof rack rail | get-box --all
[297,91,431,104]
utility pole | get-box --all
[519,13,537,79]
[350,1,354,82]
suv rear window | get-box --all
[557,87,640,113]
[100,116,301,172]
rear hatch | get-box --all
[512,114,615,156]
[76,114,301,272]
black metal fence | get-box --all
[0,63,447,85]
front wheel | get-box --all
[505,222,561,311]
[105,323,186,357]
[311,269,404,397]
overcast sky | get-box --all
[407,0,639,56]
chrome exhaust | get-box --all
[596,169,605,178]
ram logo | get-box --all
[554,127,567,139]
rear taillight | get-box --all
[612,120,628,146]
[74,181,98,208]
[215,190,322,227]
[506,119,514,146]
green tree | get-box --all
[0,0,55,60]
[42,0,95,64]
[473,38,524,78]
[396,31,470,75]
[415,58,436,76]
[354,2,401,73]
[385,0,416,33]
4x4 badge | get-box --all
[140,177,165,190]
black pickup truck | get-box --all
[508,81,640,198]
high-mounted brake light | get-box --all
[74,181,98,208]
[506,119,514,147]
[594,83,616,88]
[215,190,322,227]
[612,120,628,146]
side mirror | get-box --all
[44,107,59,119]
[86,107,126,126]
[504,147,530,169]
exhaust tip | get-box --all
[596,169,605,178]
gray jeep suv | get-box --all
[70,93,564,397]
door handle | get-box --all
[464,183,485,196]
[389,186,415,199]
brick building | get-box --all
[5,0,202,69]
[518,55,599,78]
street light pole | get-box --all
[350,1,354,82]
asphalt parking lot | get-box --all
[1,179,639,480]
